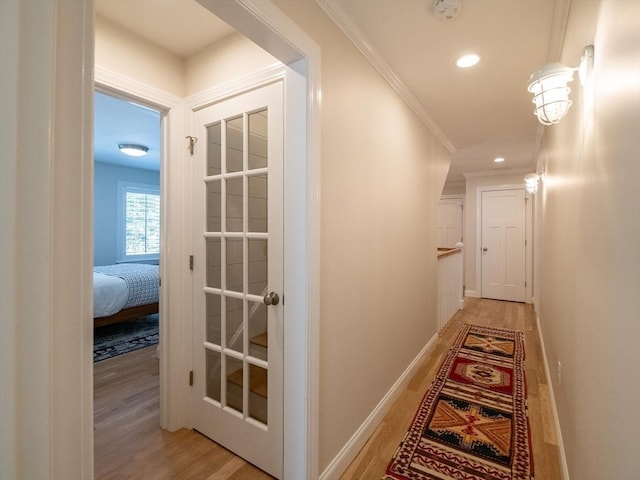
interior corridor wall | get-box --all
[95,15,185,97]
[273,0,451,473]
[93,162,160,266]
[184,32,279,96]
[535,1,640,478]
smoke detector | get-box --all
[433,0,462,20]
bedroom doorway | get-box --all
[92,89,164,468]
[93,90,162,348]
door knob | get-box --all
[482,247,488,252]
[263,292,280,306]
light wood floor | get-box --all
[94,298,562,479]
[94,346,273,480]
[341,298,563,479]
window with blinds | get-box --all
[118,182,160,262]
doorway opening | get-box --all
[92,89,164,473]
[476,186,530,302]
[90,1,318,477]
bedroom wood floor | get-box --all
[94,298,562,479]
[93,347,273,480]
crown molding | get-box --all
[94,66,183,109]
[463,167,532,179]
[315,0,456,154]
[443,180,466,189]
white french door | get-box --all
[480,189,526,302]
[191,82,284,478]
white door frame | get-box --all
[475,184,533,303]
[94,67,192,431]
[190,3,321,476]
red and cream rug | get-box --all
[384,324,533,480]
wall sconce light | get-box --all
[527,45,594,125]
[118,143,149,157]
[524,173,540,194]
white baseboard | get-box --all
[535,315,570,480]
[319,333,439,480]
[465,290,480,298]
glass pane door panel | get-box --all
[248,175,268,233]
[248,239,267,295]
[206,238,221,289]
[226,238,243,293]
[225,296,244,353]
[205,348,221,402]
[206,293,221,345]
[226,177,243,232]
[248,109,268,170]
[226,356,244,413]
[206,180,221,232]
[226,116,244,173]
[207,122,222,175]
[248,301,268,362]
[248,364,268,425]
[194,82,283,478]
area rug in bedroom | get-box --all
[384,324,533,480]
[93,314,159,362]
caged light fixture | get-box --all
[524,173,540,194]
[527,45,594,125]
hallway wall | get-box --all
[272,0,451,473]
[535,0,640,478]
[95,15,184,97]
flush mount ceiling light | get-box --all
[494,157,505,163]
[118,144,149,157]
[524,173,540,193]
[456,53,480,68]
[527,45,594,125]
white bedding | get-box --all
[93,272,128,318]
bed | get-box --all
[93,263,160,327]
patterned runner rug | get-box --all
[384,324,533,480]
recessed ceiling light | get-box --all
[494,157,505,163]
[456,54,480,68]
[118,144,149,157]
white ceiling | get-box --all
[94,92,161,171]
[96,0,236,57]
[95,0,561,184]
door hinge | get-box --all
[525,239,528,246]
[189,255,194,271]
[189,370,194,386]
[525,281,528,287]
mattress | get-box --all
[93,272,128,318]
[93,263,160,318]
